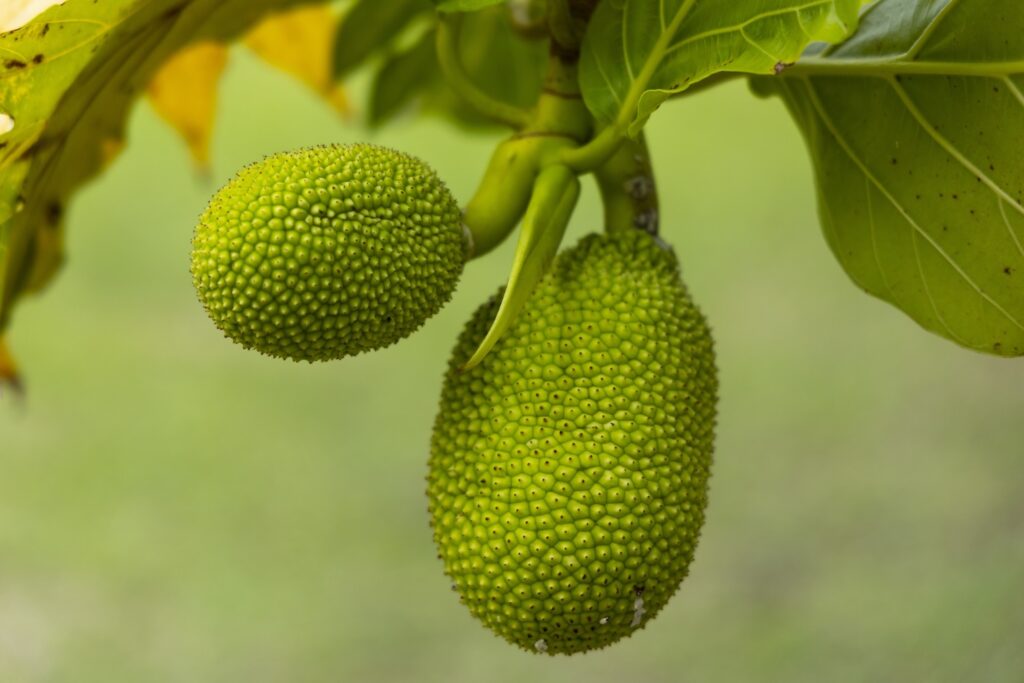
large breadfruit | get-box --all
[191,143,466,362]
[428,229,718,654]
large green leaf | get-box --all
[579,0,863,136]
[759,0,1024,356]
[369,5,546,129]
[435,4,546,116]
[0,0,328,331]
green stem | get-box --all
[559,124,625,173]
[593,134,659,235]
[525,46,593,143]
[435,14,532,130]
[559,0,699,172]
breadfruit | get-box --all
[428,229,718,654]
[191,143,466,362]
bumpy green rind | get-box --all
[428,230,718,655]
[191,144,465,362]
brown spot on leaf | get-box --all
[46,202,62,224]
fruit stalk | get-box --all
[594,135,660,236]
[460,38,591,259]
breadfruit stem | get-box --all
[594,134,660,236]
[526,47,592,144]
[461,50,587,259]
[436,14,532,130]
[558,123,626,173]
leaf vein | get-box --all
[739,26,780,62]
[998,198,1024,260]
[593,48,624,109]
[911,229,972,347]
[802,77,1024,333]
[622,0,636,81]
[889,77,1024,217]
[664,0,832,57]
[1003,75,1024,108]
[865,177,897,300]
[906,0,963,59]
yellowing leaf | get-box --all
[0,0,66,32]
[246,5,351,115]
[0,335,23,396]
[0,0,327,334]
[147,40,229,169]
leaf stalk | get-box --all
[435,14,532,129]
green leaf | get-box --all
[579,0,862,136]
[440,4,546,113]
[333,0,432,78]
[0,0,331,330]
[421,5,546,128]
[463,165,580,370]
[363,6,545,131]
[369,27,440,127]
[761,0,1024,356]
[365,6,545,130]
[432,0,504,12]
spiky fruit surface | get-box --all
[191,144,465,362]
[428,230,717,655]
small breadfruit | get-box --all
[428,229,718,654]
[191,143,466,362]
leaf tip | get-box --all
[0,337,24,399]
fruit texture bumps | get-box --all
[191,144,465,362]
[428,230,718,654]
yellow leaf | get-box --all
[146,41,230,169]
[0,336,23,396]
[245,5,351,116]
[0,0,66,33]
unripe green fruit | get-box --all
[428,230,717,654]
[191,144,466,362]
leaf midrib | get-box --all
[788,57,1024,77]
[610,0,698,130]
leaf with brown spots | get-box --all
[757,0,1024,356]
[0,0,338,340]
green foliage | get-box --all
[3,0,1022,360]
[431,0,505,11]
[1,0,1022,663]
[579,0,863,136]
[191,143,466,361]
[369,27,438,126]
[366,5,547,129]
[428,229,717,655]
[755,0,1024,356]
[332,0,432,78]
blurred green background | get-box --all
[2,46,1023,683]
